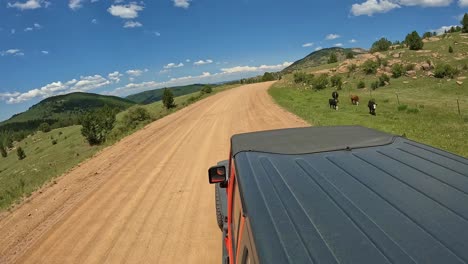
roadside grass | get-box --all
[0,126,100,210]
[0,84,239,211]
[269,75,468,157]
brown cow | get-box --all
[350,95,360,105]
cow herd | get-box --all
[328,91,377,115]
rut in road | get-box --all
[0,82,307,264]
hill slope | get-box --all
[0,92,135,132]
[282,47,367,73]
[126,84,210,104]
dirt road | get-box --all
[0,82,307,263]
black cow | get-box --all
[332,91,339,100]
[329,98,339,110]
[368,99,377,115]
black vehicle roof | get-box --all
[231,126,395,155]
[233,126,468,264]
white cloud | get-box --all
[69,0,83,10]
[123,21,143,28]
[11,29,16,34]
[71,75,110,92]
[194,59,213,65]
[302,42,314,47]
[108,71,123,83]
[7,0,48,10]
[334,43,344,47]
[2,75,110,104]
[459,0,468,6]
[154,31,161,36]
[126,69,146,76]
[351,0,452,16]
[186,59,190,62]
[107,3,144,19]
[349,39,357,43]
[111,61,293,96]
[315,46,323,51]
[92,18,98,24]
[1,49,24,56]
[398,0,452,6]
[24,23,41,32]
[351,0,400,16]
[41,50,49,54]
[325,34,340,40]
[432,25,459,35]
[221,62,292,74]
[173,0,190,8]
[164,62,184,69]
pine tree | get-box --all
[405,31,424,50]
[462,13,468,33]
[328,53,338,64]
[162,88,175,109]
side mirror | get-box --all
[208,165,227,184]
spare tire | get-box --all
[215,184,224,231]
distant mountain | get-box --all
[282,47,367,73]
[0,92,135,133]
[126,84,210,104]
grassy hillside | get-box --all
[270,32,468,157]
[0,84,238,211]
[0,92,135,140]
[282,47,367,74]
[125,84,211,104]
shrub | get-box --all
[347,64,357,72]
[17,147,26,160]
[0,145,6,158]
[58,131,63,136]
[434,64,460,78]
[405,64,415,71]
[398,105,408,111]
[407,108,420,114]
[377,57,388,67]
[80,106,117,145]
[122,106,151,129]
[357,80,366,89]
[312,74,329,90]
[38,122,51,133]
[463,64,468,70]
[392,64,404,78]
[51,139,57,145]
[371,38,392,52]
[293,72,308,84]
[362,59,378,74]
[162,88,176,109]
[201,86,213,94]
[262,72,275,82]
[328,53,338,64]
[448,46,453,53]
[371,81,379,90]
[379,74,390,86]
[346,52,354,59]
[383,99,390,103]
[330,75,342,87]
[405,31,424,50]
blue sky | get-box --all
[0,0,467,121]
